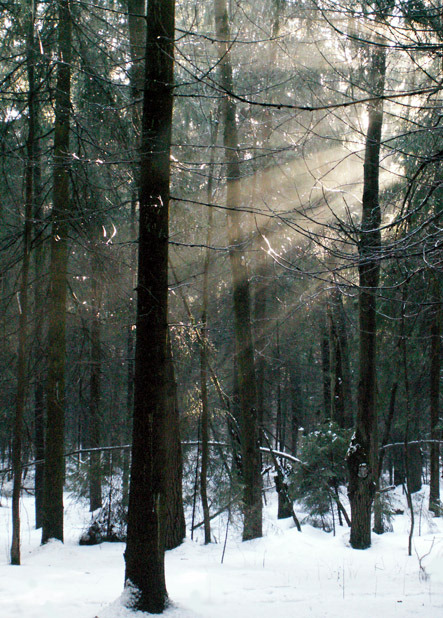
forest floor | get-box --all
[1,483,443,617]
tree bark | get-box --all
[123,0,145,509]
[199,113,219,545]
[373,379,398,535]
[429,277,441,514]
[163,336,186,550]
[347,40,386,550]
[122,200,136,509]
[328,283,352,428]
[214,0,262,542]
[42,0,72,545]
[31,20,45,532]
[11,0,36,563]
[88,231,102,513]
[123,0,175,610]
[331,286,353,428]
[321,308,332,422]
[127,0,146,139]
[289,359,302,456]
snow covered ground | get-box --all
[1,486,443,617]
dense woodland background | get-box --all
[0,0,442,612]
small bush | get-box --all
[290,422,351,528]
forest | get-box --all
[0,0,442,615]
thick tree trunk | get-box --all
[214,0,262,542]
[163,337,186,550]
[429,278,441,515]
[42,0,72,545]
[122,0,145,509]
[123,0,175,611]
[347,41,385,550]
[127,0,146,138]
[373,379,397,535]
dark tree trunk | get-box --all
[393,444,406,486]
[34,381,45,529]
[275,324,291,519]
[373,379,397,535]
[328,284,352,428]
[88,236,102,513]
[127,0,146,138]
[163,337,186,550]
[215,0,262,542]
[253,233,267,434]
[347,41,386,550]
[429,278,441,515]
[32,38,45,533]
[321,309,332,422]
[123,0,145,509]
[42,0,72,545]
[199,272,211,547]
[123,0,175,611]
[122,206,135,509]
[324,263,353,429]
[118,0,143,513]
[275,322,285,449]
[331,285,353,427]
[199,115,218,545]
[11,0,36,562]
[406,443,422,494]
[329,309,345,428]
[289,360,302,456]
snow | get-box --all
[1,486,443,617]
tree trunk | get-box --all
[163,336,186,550]
[32,32,45,533]
[329,287,350,428]
[122,204,135,509]
[123,0,175,610]
[289,359,302,456]
[11,0,36,562]
[214,0,262,542]
[199,113,218,545]
[34,380,45,529]
[331,285,353,427]
[321,308,332,422]
[41,0,72,545]
[88,233,102,513]
[123,0,144,506]
[429,277,441,515]
[373,379,398,535]
[253,242,267,433]
[127,0,146,139]
[347,40,386,550]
